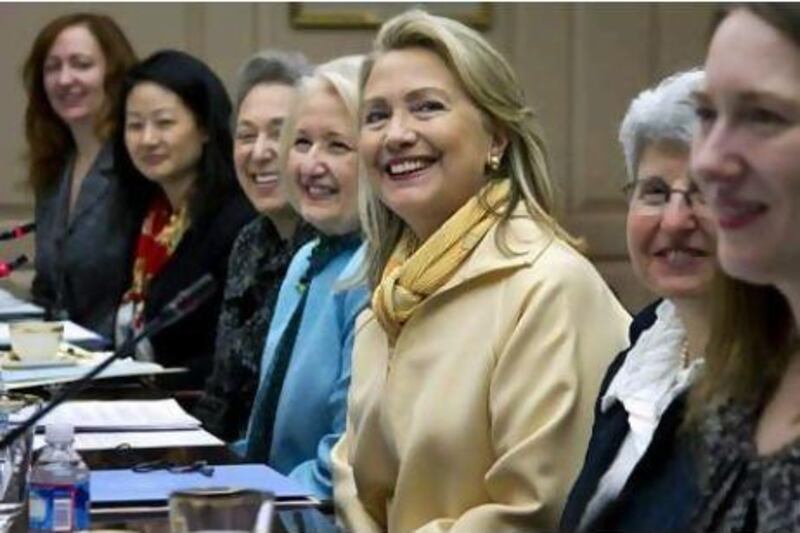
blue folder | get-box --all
[91,463,310,504]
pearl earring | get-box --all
[486,152,501,172]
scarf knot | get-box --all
[372,179,510,344]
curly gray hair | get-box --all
[619,69,704,182]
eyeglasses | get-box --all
[623,178,711,217]
[113,443,215,478]
[133,459,215,478]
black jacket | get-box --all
[560,300,700,532]
[144,189,255,390]
[33,144,140,340]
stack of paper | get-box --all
[38,399,201,431]
[0,289,43,319]
[27,399,224,451]
[54,430,223,451]
[1,354,178,390]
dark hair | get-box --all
[23,12,137,194]
[687,3,800,421]
[114,49,237,222]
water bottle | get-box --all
[28,424,90,532]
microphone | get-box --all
[157,274,217,330]
[0,273,218,450]
[0,255,29,279]
[0,223,35,242]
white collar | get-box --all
[601,300,703,451]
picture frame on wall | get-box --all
[289,2,492,30]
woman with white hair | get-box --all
[332,10,629,531]
[242,55,369,498]
[560,69,714,532]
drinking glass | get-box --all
[169,488,274,533]
[0,392,41,533]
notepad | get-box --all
[2,355,177,389]
[32,399,202,432]
[91,464,310,504]
[34,428,224,452]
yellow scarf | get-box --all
[373,179,510,343]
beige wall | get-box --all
[0,2,714,310]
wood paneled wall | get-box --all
[0,2,714,310]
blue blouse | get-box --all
[243,238,368,497]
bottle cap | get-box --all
[45,423,74,444]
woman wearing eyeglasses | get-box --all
[560,70,714,532]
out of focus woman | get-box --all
[689,4,800,531]
[242,55,369,498]
[561,70,711,532]
[114,50,254,389]
[332,10,629,531]
[195,50,316,441]
[23,13,139,338]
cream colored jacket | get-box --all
[332,210,630,532]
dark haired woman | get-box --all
[114,50,255,389]
[23,13,139,338]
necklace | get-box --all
[680,339,691,369]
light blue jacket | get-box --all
[243,238,368,497]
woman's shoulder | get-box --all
[598,301,661,397]
[512,231,617,303]
[499,210,602,281]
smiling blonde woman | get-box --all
[332,10,630,532]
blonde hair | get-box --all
[358,9,580,288]
[278,55,365,213]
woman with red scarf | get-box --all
[113,50,255,390]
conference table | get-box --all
[7,377,338,532]
[0,293,338,532]
[12,380,339,532]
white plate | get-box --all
[0,352,78,369]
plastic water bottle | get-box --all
[28,424,90,532]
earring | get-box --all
[486,152,501,172]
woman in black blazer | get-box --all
[23,13,139,339]
[560,70,715,532]
[112,50,254,390]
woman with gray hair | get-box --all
[194,50,316,441]
[560,69,714,532]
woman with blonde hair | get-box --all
[242,55,369,498]
[689,3,800,530]
[332,9,629,531]
[23,13,139,338]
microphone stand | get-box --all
[0,274,217,451]
[0,223,35,242]
[0,255,29,279]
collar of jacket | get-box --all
[435,202,556,295]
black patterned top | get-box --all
[694,399,800,533]
[194,217,316,440]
